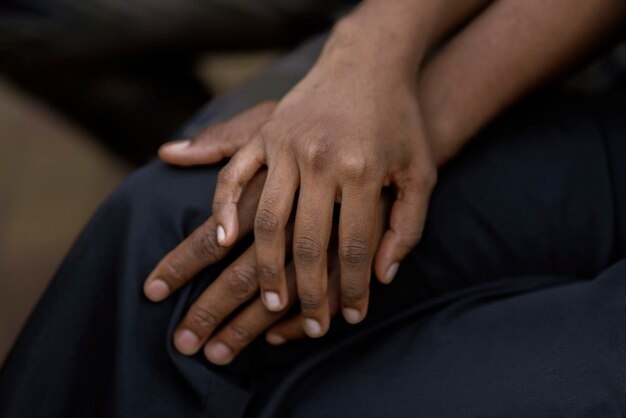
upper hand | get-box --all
[210,45,437,338]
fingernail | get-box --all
[205,342,232,365]
[217,225,226,246]
[342,308,362,324]
[175,329,199,355]
[266,334,286,345]
[263,291,282,311]
[304,318,323,338]
[384,263,400,284]
[163,140,190,153]
[145,279,170,302]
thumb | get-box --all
[374,169,436,284]
[159,100,277,166]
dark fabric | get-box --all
[2,37,626,418]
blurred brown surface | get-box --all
[0,77,131,362]
[0,52,275,364]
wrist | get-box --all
[424,112,465,168]
[321,9,428,78]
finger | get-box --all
[337,183,380,324]
[212,138,266,247]
[175,213,295,356]
[159,101,276,166]
[292,180,335,338]
[173,246,259,355]
[266,263,340,344]
[204,263,298,364]
[254,160,299,312]
[144,171,266,302]
[374,168,436,284]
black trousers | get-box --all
[2,35,626,417]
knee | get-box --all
[107,160,219,227]
[80,161,220,289]
[87,161,221,279]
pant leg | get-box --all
[277,260,626,418]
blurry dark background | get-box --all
[0,0,335,163]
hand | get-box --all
[144,170,330,365]
[150,105,392,364]
[144,166,391,365]
[149,105,340,364]
[210,39,437,338]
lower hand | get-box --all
[150,103,394,364]
[144,165,391,365]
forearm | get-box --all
[322,0,493,78]
[419,0,626,165]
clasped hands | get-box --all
[143,35,437,365]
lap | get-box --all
[279,261,626,417]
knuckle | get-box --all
[257,266,278,285]
[340,156,369,180]
[293,236,323,265]
[255,208,281,238]
[188,306,217,330]
[258,190,281,211]
[192,227,221,259]
[162,259,185,285]
[224,267,257,300]
[341,281,368,305]
[228,324,253,345]
[217,164,237,186]
[340,238,370,269]
[302,138,332,171]
[212,197,230,217]
[299,292,324,313]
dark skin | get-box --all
[145,105,393,363]
[203,0,497,338]
[145,0,626,364]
